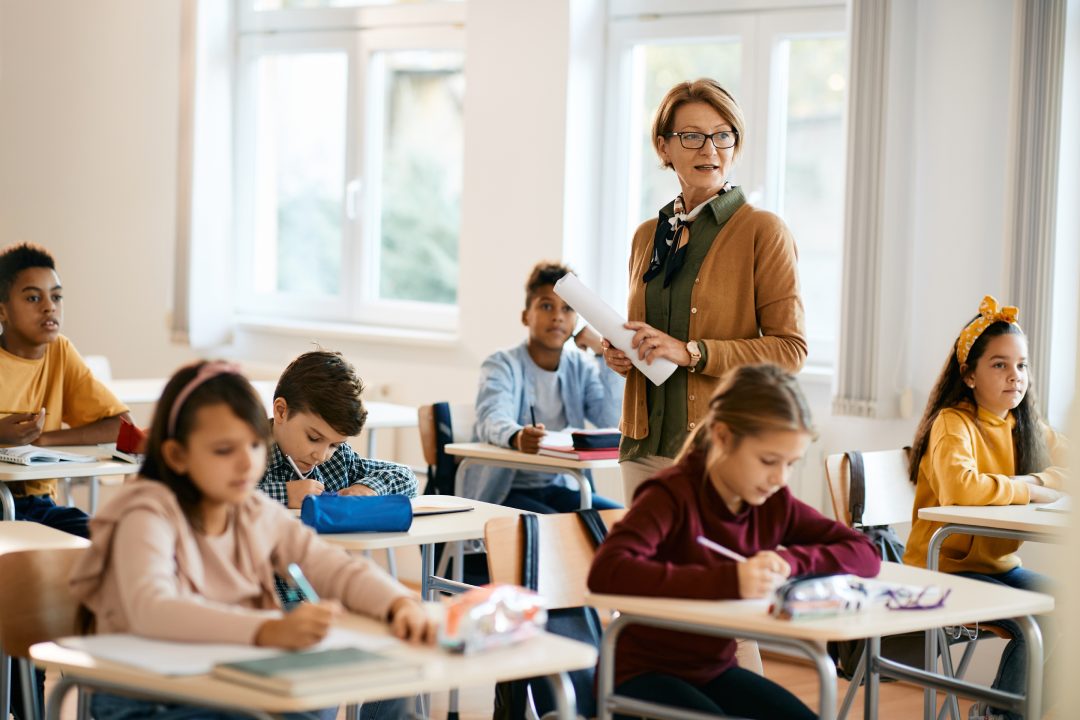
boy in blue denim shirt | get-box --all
[461,262,623,512]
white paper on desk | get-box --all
[554,273,678,386]
[57,627,396,676]
[1035,495,1072,513]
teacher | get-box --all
[605,78,807,500]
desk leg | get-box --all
[0,482,15,521]
[544,672,578,720]
[569,470,592,510]
[366,428,377,458]
[89,476,100,515]
[863,636,880,720]
[1016,614,1043,720]
[420,544,435,601]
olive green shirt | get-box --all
[621,188,747,461]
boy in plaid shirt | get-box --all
[258,350,417,507]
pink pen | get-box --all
[696,535,748,563]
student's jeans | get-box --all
[502,485,621,514]
[10,494,89,720]
[90,693,409,719]
[953,566,1054,720]
[613,667,816,720]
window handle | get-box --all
[345,178,362,220]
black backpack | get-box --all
[492,510,608,719]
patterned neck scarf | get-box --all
[642,184,730,287]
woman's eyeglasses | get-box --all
[665,130,738,150]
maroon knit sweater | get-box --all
[588,450,880,687]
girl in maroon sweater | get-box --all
[589,364,880,719]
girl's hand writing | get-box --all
[256,600,342,650]
[737,551,791,599]
[602,340,632,377]
[388,596,437,645]
[285,479,325,508]
[625,321,692,366]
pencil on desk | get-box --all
[696,535,748,563]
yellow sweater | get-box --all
[903,402,1068,574]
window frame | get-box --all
[233,1,465,332]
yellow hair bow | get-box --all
[956,295,1021,365]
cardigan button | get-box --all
[688,422,696,430]
[689,395,695,401]
[691,307,698,314]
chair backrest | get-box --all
[418,402,476,494]
[484,509,627,609]
[0,547,87,657]
[824,449,915,528]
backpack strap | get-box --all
[845,451,867,527]
[521,514,540,591]
[576,508,609,548]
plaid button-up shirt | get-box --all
[258,441,418,505]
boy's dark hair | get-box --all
[274,350,368,437]
[908,319,1049,485]
[141,361,271,531]
[525,261,573,309]
[0,242,56,302]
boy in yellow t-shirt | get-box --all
[0,242,131,538]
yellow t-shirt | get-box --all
[903,402,1068,574]
[0,335,129,498]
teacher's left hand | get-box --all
[626,321,692,366]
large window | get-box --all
[234,2,464,330]
[602,5,846,367]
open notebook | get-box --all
[0,445,96,466]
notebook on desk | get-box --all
[1035,496,1071,513]
[0,445,96,466]
[411,497,474,517]
[212,646,422,695]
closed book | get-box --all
[0,445,96,466]
[211,647,422,696]
[570,429,621,450]
[537,447,619,461]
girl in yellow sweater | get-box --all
[903,296,1067,720]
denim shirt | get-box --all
[458,341,624,504]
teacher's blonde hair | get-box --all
[652,79,747,167]
[677,364,816,462]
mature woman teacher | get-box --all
[605,78,807,499]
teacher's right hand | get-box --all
[602,340,632,377]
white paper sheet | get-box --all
[554,273,678,386]
[1035,495,1072,513]
[58,627,396,676]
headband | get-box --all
[167,361,244,437]
[956,295,1020,365]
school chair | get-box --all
[824,450,1011,720]
[0,546,89,720]
[417,402,481,583]
[485,509,627,720]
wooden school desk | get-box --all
[918,502,1067,718]
[31,612,597,720]
[0,522,90,720]
[106,379,417,457]
[445,442,619,510]
[0,447,137,520]
[587,562,1053,720]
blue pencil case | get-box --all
[300,494,413,534]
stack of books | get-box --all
[212,646,422,696]
[537,428,621,460]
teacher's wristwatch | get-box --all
[686,341,702,372]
